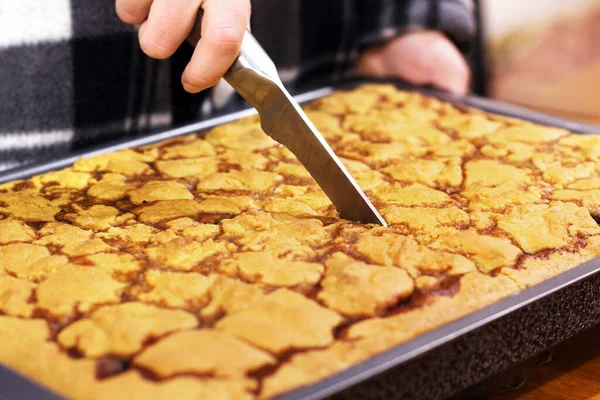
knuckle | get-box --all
[183,73,217,91]
[205,26,242,56]
[139,33,172,59]
[115,2,143,24]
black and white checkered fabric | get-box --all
[0,0,474,172]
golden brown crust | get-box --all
[2,84,600,399]
[57,302,199,358]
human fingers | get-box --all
[181,0,251,92]
[415,33,470,94]
[358,31,470,95]
[115,0,153,25]
[138,0,203,59]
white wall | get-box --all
[482,0,599,39]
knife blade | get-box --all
[186,11,386,226]
[268,90,387,225]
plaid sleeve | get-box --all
[0,0,185,172]
[354,0,476,53]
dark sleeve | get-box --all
[354,0,476,53]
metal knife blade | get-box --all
[186,11,386,226]
[267,91,387,225]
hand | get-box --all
[357,30,470,95]
[116,0,251,93]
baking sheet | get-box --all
[1,80,600,400]
[3,79,600,184]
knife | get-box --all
[186,11,386,226]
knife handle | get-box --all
[186,9,282,88]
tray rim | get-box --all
[2,78,600,183]
[278,256,600,400]
[1,79,600,400]
[0,88,333,184]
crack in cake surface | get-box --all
[2,84,600,400]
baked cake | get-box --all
[1,84,600,399]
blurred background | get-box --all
[477,4,600,398]
[478,0,600,123]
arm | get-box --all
[355,0,475,94]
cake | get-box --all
[1,84,600,399]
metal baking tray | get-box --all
[2,79,600,400]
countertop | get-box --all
[496,325,600,400]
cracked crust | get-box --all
[2,84,600,399]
